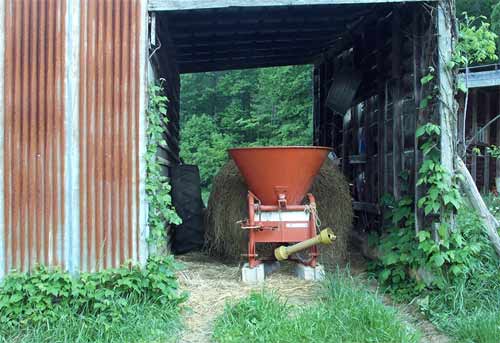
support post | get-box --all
[437,1,457,176]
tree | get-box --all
[456,0,498,19]
[179,65,313,196]
[180,115,233,194]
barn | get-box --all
[0,0,458,278]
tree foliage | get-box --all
[456,0,498,19]
[180,65,313,193]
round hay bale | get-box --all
[205,159,353,268]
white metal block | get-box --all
[241,263,265,284]
[294,263,325,281]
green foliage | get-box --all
[146,83,181,248]
[422,208,500,342]
[485,144,500,159]
[373,123,484,294]
[456,0,499,19]
[0,256,185,342]
[484,193,500,217]
[213,271,420,343]
[180,66,313,195]
[180,115,233,191]
[416,124,462,217]
[453,14,498,68]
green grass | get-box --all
[421,201,500,343]
[0,299,182,343]
[213,270,421,343]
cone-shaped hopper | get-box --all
[228,146,331,205]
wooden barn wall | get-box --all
[461,87,500,194]
[314,4,436,230]
[150,15,181,173]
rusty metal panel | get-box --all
[79,0,145,271]
[3,0,67,275]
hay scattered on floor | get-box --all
[176,252,317,342]
[205,159,353,268]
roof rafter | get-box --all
[149,0,429,11]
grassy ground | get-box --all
[0,299,182,343]
[416,196,500,343]
[212,270,421,343]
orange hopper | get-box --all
[228,146,331,205]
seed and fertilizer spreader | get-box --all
[228,146,336,283]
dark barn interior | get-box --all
[148,0,440,235]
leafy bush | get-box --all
[213,271,421,343]
[0,255,186,341]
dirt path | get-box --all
[176,253,317,343]
[176,252,450,343]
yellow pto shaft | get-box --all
[274,228,336,261]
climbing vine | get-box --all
[373,10,499,295]
[374,71,480,294]
[146,82,182,250]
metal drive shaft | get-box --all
[274,228,336,261]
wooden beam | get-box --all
[173,34,341,48]
[484,93,491,193]
[178,52,315,65]
[175,39,332,51]
[179,57,312,73]
[149,0,428,11]
[167,11,369,29]
[169,21,352,36]
[177,46,324,60]
[171,28,345,40]
[458,69,500,89]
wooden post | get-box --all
[484,93,491,193]
[413,9,424,234]
[313,64,321,146]
[376,19,385,202]
[437,1,457,176]
[392,8,403,200]
[471,89,478,181]
[497,95,500,180]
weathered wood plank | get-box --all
[484,93,491,193]
[457,158,500,257]
[471,89,478,181]
[497,95,500,179]
[149,0,428,11]
[178,57,312,73]
[391,8,403,200]
[458,69,500,89]
[437,1,457,176]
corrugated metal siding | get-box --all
[78,0,143,271]
[3,0,67,273]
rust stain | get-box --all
[3,0,66,274]
[79,0,142,271]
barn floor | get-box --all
[175,252,450,343]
